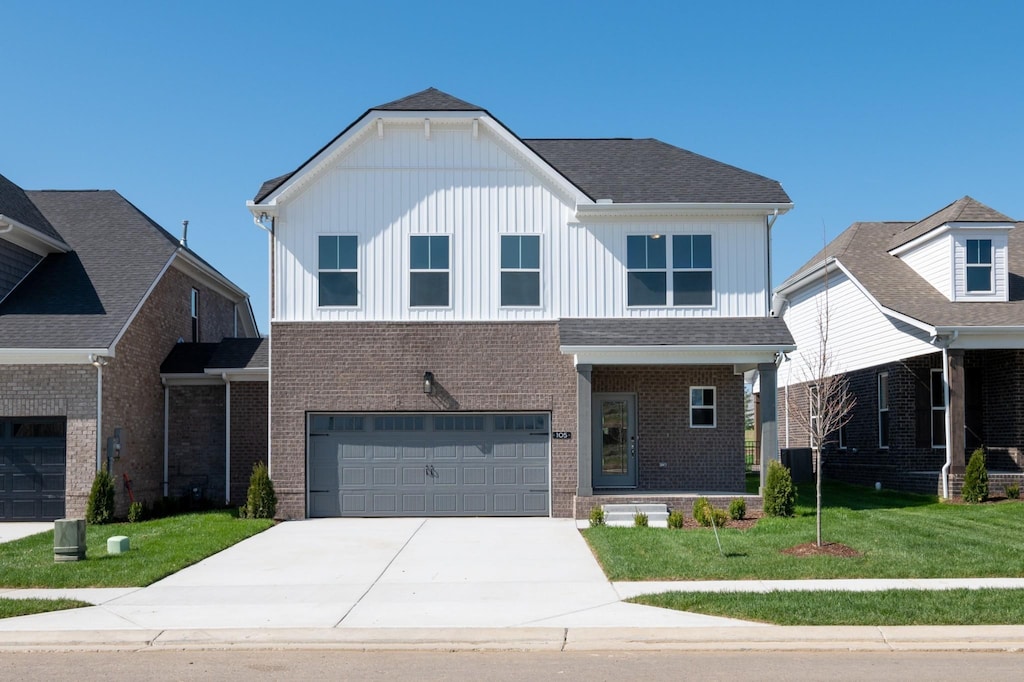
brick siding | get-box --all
[229,382,269,503]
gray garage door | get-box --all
[308,412,549,517]
[0,418,67,521]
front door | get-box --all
[592,394,637,488]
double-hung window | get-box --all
[318,235,358,307]
[626,235,667,306]
[878,373,890,449]
[500,235,540,306]
[931,368,946,448]
[690,387,716,428]
[966,239,993,293]
[672,235,713,305]
[410,235,450,307]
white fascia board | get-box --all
[0,348,112,364]
[889,222,1015,257]
[575,202,793,220]
[0,215,70,255]
[159,373,223,386]
[832,261,936,335]
[936,325,1024,349]
[204,367,268,382]
[560,344,792,366]
[774,258,838,298]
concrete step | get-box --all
[602,503,669,528]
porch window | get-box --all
[318,235,359,307]
[690,386,716,428]
[878,373,889,449]
[410,235,450,307]
[931,368,946,448]
[672,235,712,306]
[966,239,992,293]
[500,235,540,306]
[626,235,666,306]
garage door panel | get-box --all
[373,467,398,486]
[341,467,365,486]
[463,467,486,485]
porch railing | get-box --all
[745,440,760,470]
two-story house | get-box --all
[247,88,794,520]
[775,197,1024,498]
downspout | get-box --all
[89,355,108,471]
[162,378,169,497]
[765,210,778,316]
[251,213,275,477]
[940,330,959,499]
[223,373,231,505]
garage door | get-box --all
[0,418,67,521]
[308,412,549,517]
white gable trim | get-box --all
[0,214,69,255]
[889,221,1015,256]
[575,202,793,220]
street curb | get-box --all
[0,626,1021,653]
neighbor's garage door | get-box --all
[0,418,67,521]
[308,413,549,517]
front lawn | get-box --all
[0,511,274,588]
[0,598,90,619]
[583,480,1024,580]
[631,588,1024,625]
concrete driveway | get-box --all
[0,518,752,631]
[0,523,51,544]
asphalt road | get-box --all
[2,650,1022,681]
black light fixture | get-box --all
[423,371,435,395]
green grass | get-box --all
[583,479,1024,580]
[631,589,1024,625]
[0,511,274,588]
[0,598,91,619]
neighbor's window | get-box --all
[500,235,540,306]
[838,423,848,450]
[690,387,716,428]
[627,235,667,306]
[410,235,450,307]
[878,373,889,449]
[318,235,359,307]
[190,288,200,342]
[809,384,820,450]
[966,239,993,293]
[672,234,713,306]
[931,368,946,448]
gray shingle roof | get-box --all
[160,342,220,374]
[253,89,791,205]
[559,317,794,347]
[207,337,267,369]
[888,196,1014,250]
[0,190,182,348]
[0,172,63,243]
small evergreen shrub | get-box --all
[242,462,277,519]
[729,498,747,521]
[962,448,989,504]
[85,469,116,524]
[667,510,684,529]
[692,497,712,526]
[633,510,649,527]
[127,501,145,523]
[764,461,796,517]
[1006,482,1021,500]
[589,506,606,527]
[710,508,729,527]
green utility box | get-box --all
[54,518,87,562]
[107,535,130,554]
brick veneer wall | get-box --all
[0,365,96,516]
[270,322,579,519]
[229,381,269,503]
[167,385,226,501]
[592,365,745,492]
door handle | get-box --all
[630,436,636,458]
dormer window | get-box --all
[965,239,993,293]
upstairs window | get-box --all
[690,387,716,428]
[672,234,713,305]
[410,235,450,307]
[626,234,713,307]
[500,235,540,306]
[190,288,200,342]
[318,235,359,307]
[966,239,992,292]
[878,372,889,449]
[626,235,666,306]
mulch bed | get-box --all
[780,541,862,558]
[667,513,761,531]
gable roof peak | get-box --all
[373,87,484,112]
[889,196,1015,250]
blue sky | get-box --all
[5,1,1023,331]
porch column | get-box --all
[576,363,593,497]
[758,362,780,493]
[947,349,966,475]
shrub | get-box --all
[242,462,277,519]
[667,510,684,529]
[1006,482,1021,500]
[127,501,145,523]
[589,506,606,527]
[962,448,989,504]
[764,461,796,517]
[633,510,649,527]
[711,508,729,527]
[85,469,116,524]
[729,498,747,521]
[692,497,712,526]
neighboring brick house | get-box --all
[775,197,1024,497]
[0,171,261,520]
[247,88,794,520]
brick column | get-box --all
[576,363,593,497]
[948,349,966,475]
[758,362,780,492]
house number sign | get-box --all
[552,431,572,440]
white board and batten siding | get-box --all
[273,120,770,322]
[897,234,953,300]
[779,271,934,388]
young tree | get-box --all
[786,270,856,546]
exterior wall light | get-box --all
[423,371,435,395]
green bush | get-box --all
[692,497,712,526]
[127,501,145,523]
[962,448,989,504]
[589,506,606,527]
[729,498,747,520]
[667,509,684,529]
[85,469,116,524]
[242,462,277,519]
[764,460,796,517]
[1006,482,1021,500]
[633,510,649,527]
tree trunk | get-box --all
[816,449,823,547]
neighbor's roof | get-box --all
[888,196,1014,250]
[0,172,63,243]
[253,88,790,205]
[559,317,795,347]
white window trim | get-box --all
[499,233,542,309]
[808,384,819,450]
[878,372,889,450]
[317,233,360,309]
[838,423,847,450]
[690,385,717,429]
[626,234,668,308]
[965,238,994,294]
[190,288,200,342]
[930,368,946,449]
[671,234,714,308]
[409,234,452,309]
